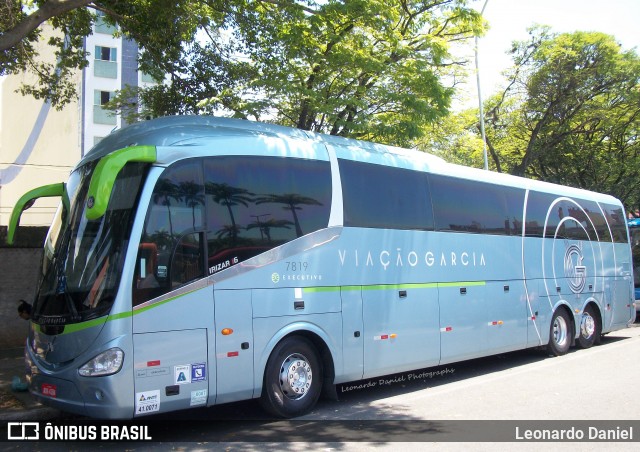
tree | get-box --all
[477,28,640,211]
[414,108,486,167]
[1,1,215,107]
[109,0,484,145]
[5,1,484,145]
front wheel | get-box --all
[260,336,323,418]
[577,305,600,349]
[548,308,572,356]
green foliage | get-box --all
[0,0,484,145]
[1,1,213,107]
[227,0,482,145]
[4,1,483,145]
[414,109,485,167]
[479,27,640,211]
[107,0,483,145]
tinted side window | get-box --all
[205,156,331,274]
[430,175,524,235]
[133,160,205,306]
[339,159,434,230]
[601,203,628,243]
[526,192,610,242]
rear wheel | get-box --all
[260,336,323,418]
[548,309,572,356]
[577,305,600,349]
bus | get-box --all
[8,116,634,419]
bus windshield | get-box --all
[33,162,147,325]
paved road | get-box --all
[3,323,640,450]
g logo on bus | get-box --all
[565,243,586,294]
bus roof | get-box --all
[81,116,621,207]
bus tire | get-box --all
[260,336,323,418]
[548,308,572,356]
[577,305,600,349]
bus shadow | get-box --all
[322,332,631,412]
[139,334,632,446]
[165,331,632,423]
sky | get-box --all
[455,0,640,109]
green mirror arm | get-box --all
[85,145,157,220]
[7,183,66,245]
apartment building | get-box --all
[0,17,155,228]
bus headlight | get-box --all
[78,348,124,377]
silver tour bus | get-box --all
[8,116,634,418]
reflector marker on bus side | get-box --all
[373,333,397,340]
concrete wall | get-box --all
[0,248,42,348]
[0,227,47,349]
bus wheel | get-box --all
[260,336,323,418]
[548,309,572,356]
[577,305,600,349]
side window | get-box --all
[205,156,331,275]
[172,233,205,286]
[601,203,628,243]
[430,175,523,235]
[133,160,205,306]
[526,192,608,242]
[339,159,434,230]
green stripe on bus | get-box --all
[39,288,200,335]
[305,281,485,293]
[38,281,486,335]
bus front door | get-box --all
[132,290,213,416]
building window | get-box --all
[94,12,117,35]
[96,46,116,61]
[140,71,159,84]
[93,90,116,125]
[94,46,117,78]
